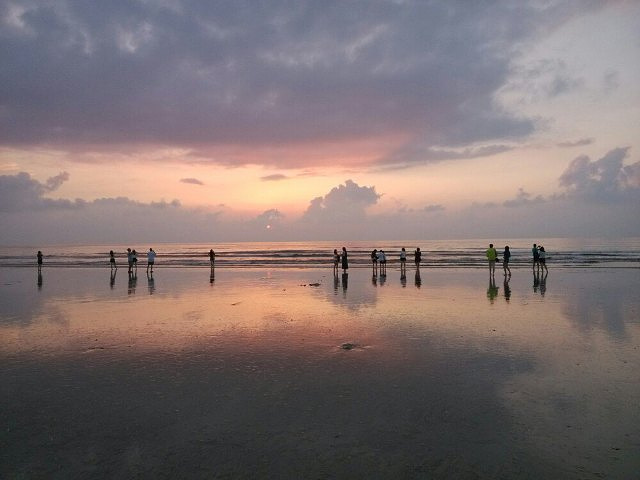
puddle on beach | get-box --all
[1,267,639,478]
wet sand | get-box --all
[1,266,639,479]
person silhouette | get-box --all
[371,249,378,275]
[532,243,539,271]
[400,247,407,277]
[486,243,498,277]
[538,246,549,273]
[503,246,511,277]
[414,247,421,269]
[147,248,156,273]
[341,247,349,273]
[37,250,43,272]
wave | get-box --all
[1,238,639,269]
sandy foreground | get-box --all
[1,266,639,479]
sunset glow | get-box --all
[1,1,639,243]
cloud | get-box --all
[557,138,594,148]
[501,58,585,104]
[423,204,445,213]
[260,174,288,182]
[559,147,640,202]
[379,144,515,168]
[301,179,380,224]
[249,209,284,229]
[180,177,204,185]
[0,171,78,212]
[0,1,605,168]
[503,188,546,208]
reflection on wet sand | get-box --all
[487,276,499,303]
[147,272,155,295]
[1,267,639,479]
[128,271,137,295]
[503,277,511,302]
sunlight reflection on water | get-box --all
[1,267,639,478]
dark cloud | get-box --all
[180,177,204,185]
[423,204,445,213]
[559,147,640,202]
[249,209,284,228]
[260,174,288,182]
[0,171,78,212]
[379,144,515,168]
[502,58,585,104]
[557,138,594,148]
[0,1,603,168]
[503,188,546,208]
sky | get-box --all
[1,0,639,245]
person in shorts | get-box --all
[502,246,511,277]
[147,248,156,273]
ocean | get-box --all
[1,237,639,269]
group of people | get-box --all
[110,248,156,274]
[531,243,549,273]
[369,247,422,278]
[485,242,549,277]
[333,247,349,274]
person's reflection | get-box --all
[334,271,340,293]
[128,271,137,295]
[400,271,407,288]
[415,269,421,288]
[210,266,215,284]
[37,271,43,290]
[379,273,386,287]
[147,271,155,295]
[341,272,348,295]
[539,271,548,296]
[371,273,377,287]
[110,269,117,289]
[533,270,540,293]
[487,277,499,303]
[503,276,511,302]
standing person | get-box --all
[370,249,378,274]
[414,247,421,269]
[132,249,138,272]
[147,248,156,273]
[532,243,539,270]
[126,248,133,273]
[538,245,548,273]
[37,250,43,272]
[486,243,498,277]
[209,249,215,267]
[378,250,387,276]
[333,249,340,275]
[341,247,349,273]
[109,250,117,270]
[503,246,511,277]
[400,247,407,277]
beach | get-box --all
[1,266,639,479]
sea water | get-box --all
[1,237,639,268]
